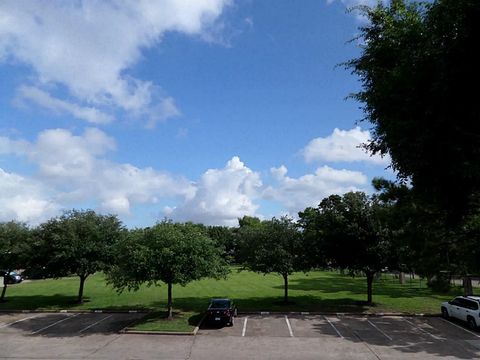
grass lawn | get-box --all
[128,311,201,332]
[1,269,474,331]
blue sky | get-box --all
[0,0,392,227]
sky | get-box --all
[0,0,393,227]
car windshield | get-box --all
[210,300,230,308]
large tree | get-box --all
[237,216,309,304]
[348,0,480,222]
[106,221,229,319]
[37,209,123,303]
[300,192,392,305]
[0,222,30,302]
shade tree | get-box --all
[0,221,30,302]
[237,216,309,304]
[37,209,123,303]
[106,221,229,319]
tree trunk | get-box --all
[0,278,7,302]
[399,272,406,285]
[463,275,473,296]
[77,274,87,304]
[283,273,289,304]
[167,282,173,319]
[366,272,374,305]
[1,268,12,302]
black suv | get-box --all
[1,271,23,284]
[206,298,237,326]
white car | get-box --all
[441,296,480,330]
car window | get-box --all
[451,298,462,306]
[465,300,479,310]
[456,298,478,309]
[210,300,230,308]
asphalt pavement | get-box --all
[1,312,480,359]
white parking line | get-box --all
[404,318,441,340]
[31,314,79,335]
[0,314,40,329]
[79,314,113,334]
[324,315,343,338]
[284,315,294,337]
[439,318,480,339]
[242,317,248,337]
[367,319,392,341]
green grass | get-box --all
[129,311,200,332]
[1,269,474,331]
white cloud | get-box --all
[264,165,367,213]
[16,85,113,124]
[168,156,262,226]
[0,0,230,126]
[0,128,195,217]
[303,127,390,165]
[1,128,381,225]
[145,97,182,129]
[0,168,60,224]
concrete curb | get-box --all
[0,309,440,317]
[237,311,439,317]
[0,309,152,314]
[122,329,195,336]
[120,312,207,336]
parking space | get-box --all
[0,312,145,337]
[197,313,480,358]
[2,312,480,359]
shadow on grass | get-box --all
[281,273,462,301]
[0,294,152,312]
[141,295,370,314]
[0,293,371,313]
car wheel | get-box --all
[468,317,477,330]
[441,307,449,319]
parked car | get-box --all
[441,296,480,330]
[1,271,23,284]
[206,298,237,326]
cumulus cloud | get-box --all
[264,165,367,213]
[0,128,195,217]
[167,156,262,226]
[303,127,390,165]
[0,0,230,126]
[0,168,60,224]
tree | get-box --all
[106,221,229,319]
[207,225,237,263]
[0,222,30,302]
[37,210,123,303]
[301,192,392,305]
[347,0,480,222]
[237,217,309,304]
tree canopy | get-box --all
[237,216,309,303]
[106,221,229,318]
[299,192,393,304]
[348,0,480,221]
[37,209,123,303]
[0,221,30,301]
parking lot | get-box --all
[199,314,480,359]
[0,311,145,337]
[1,312,480,359]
